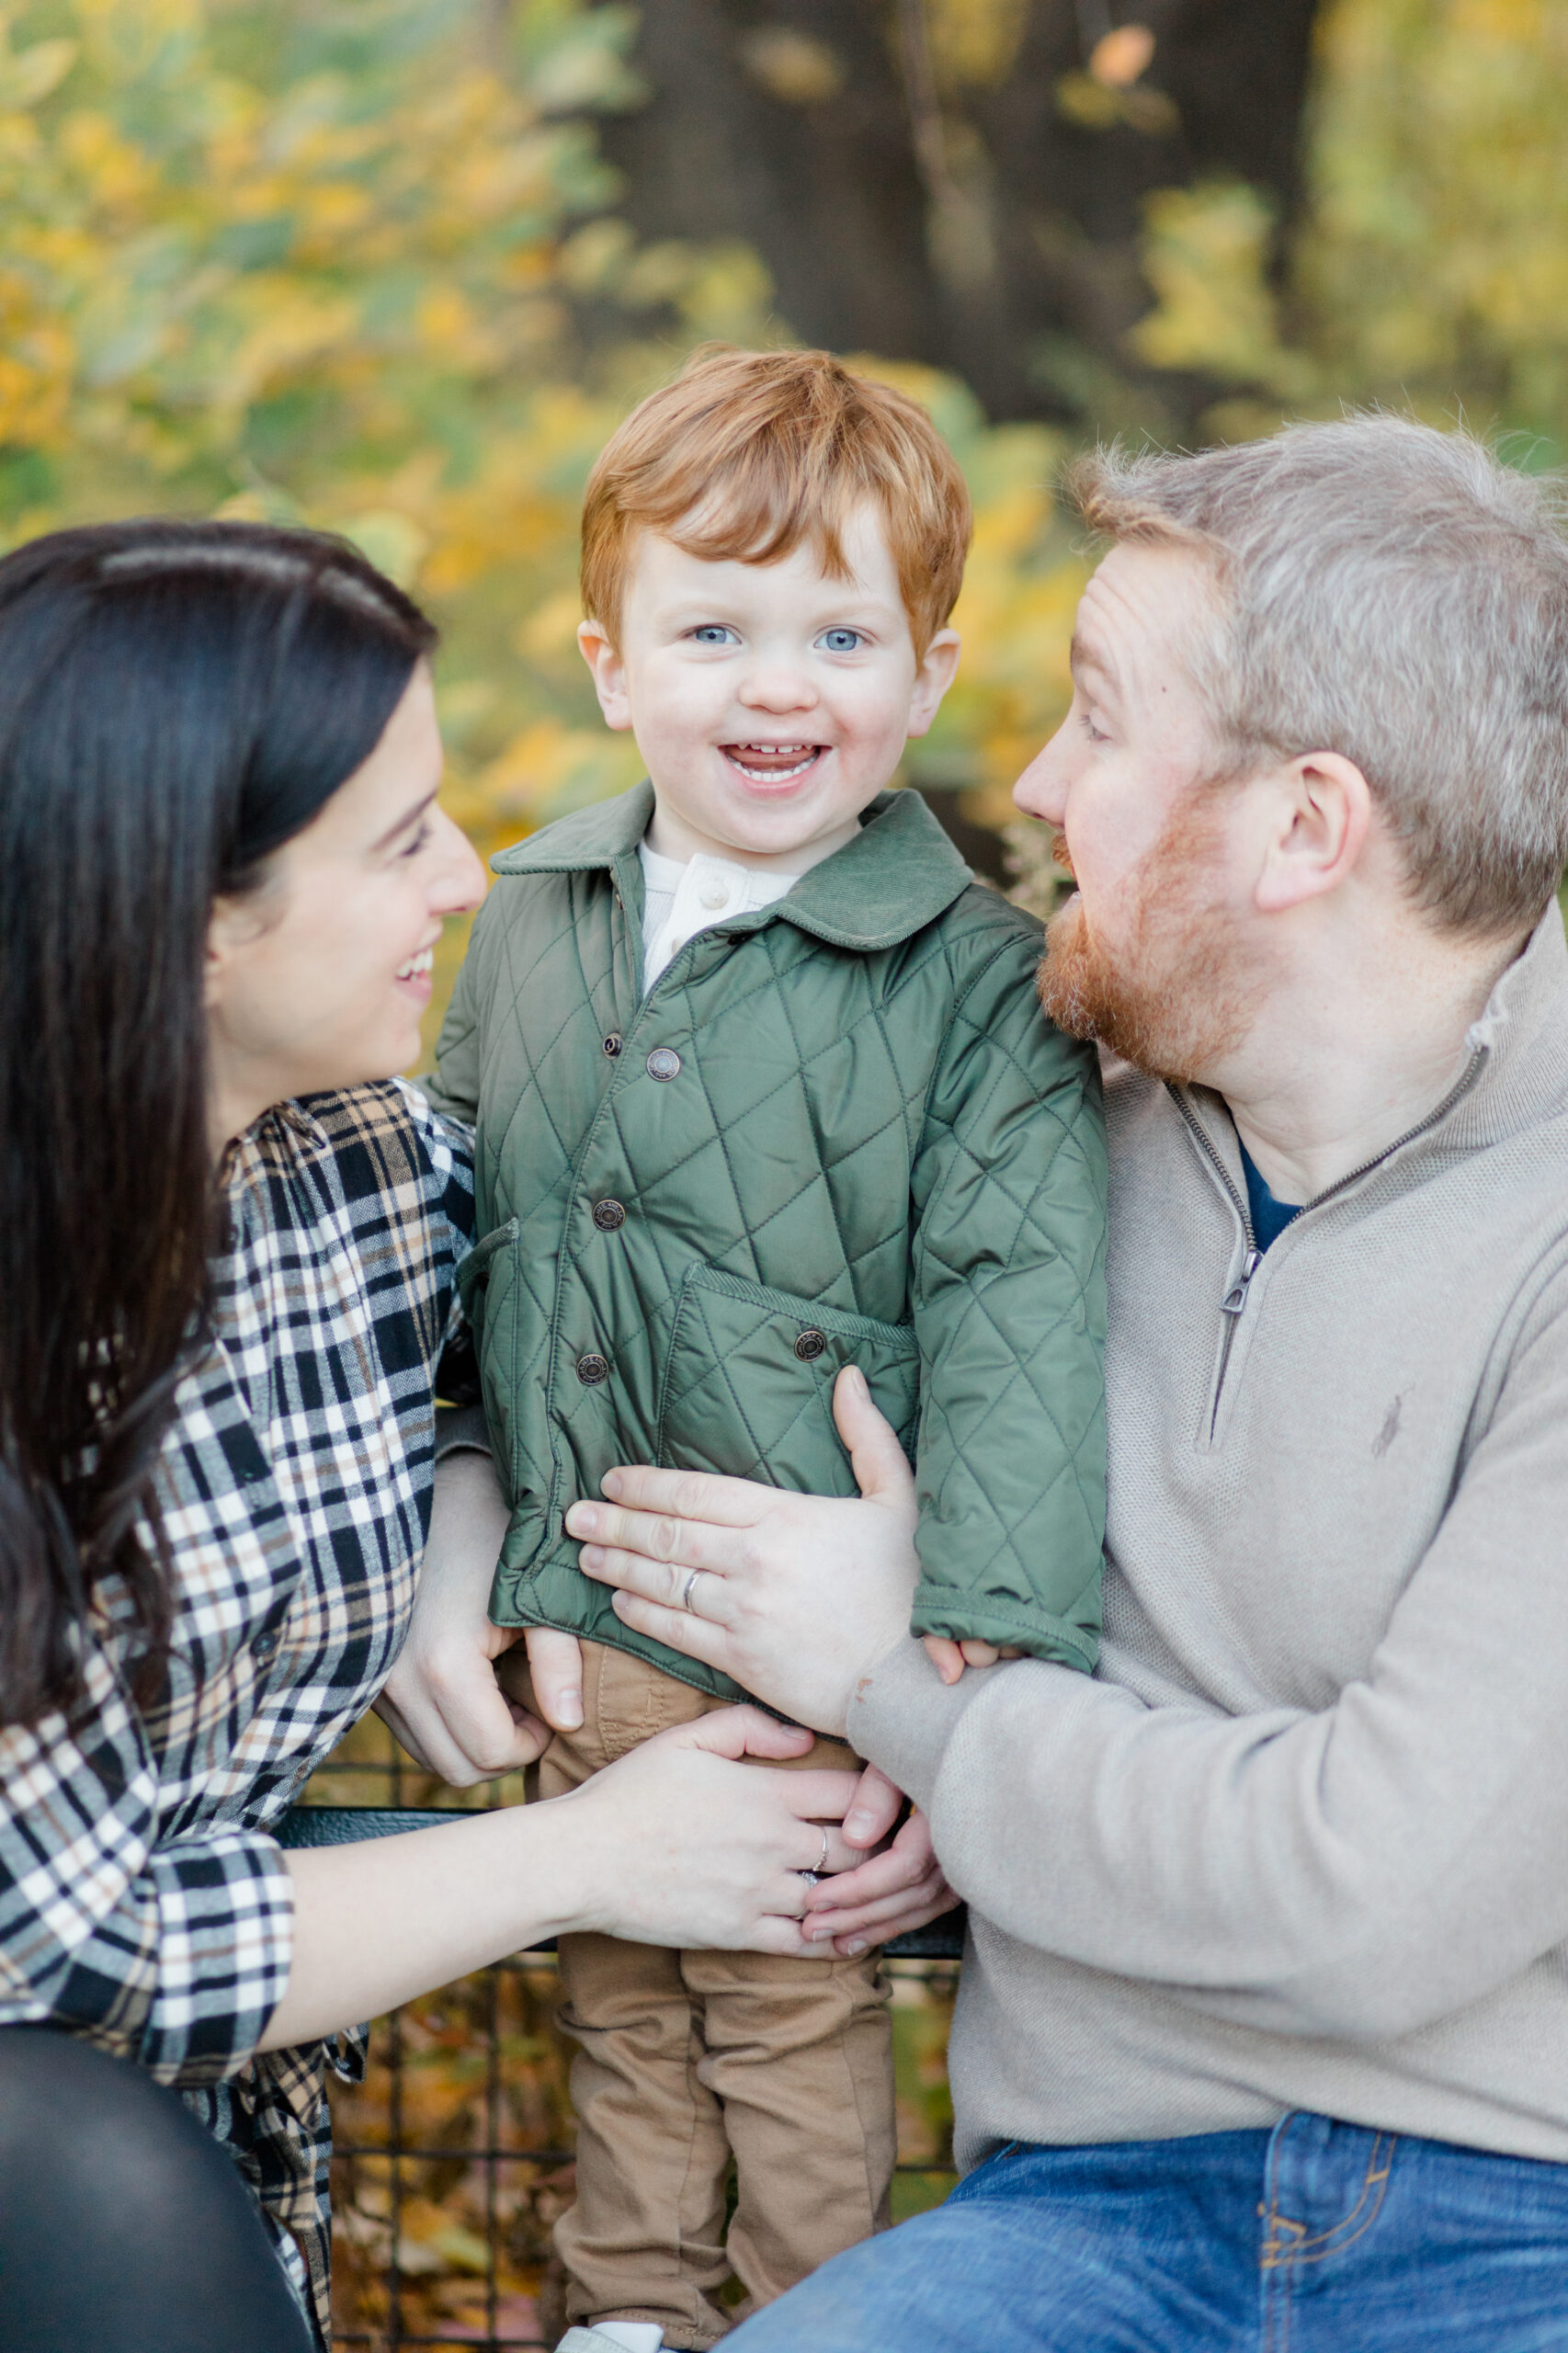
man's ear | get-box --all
[905,627,960,739]
[1253,751,1372,915]
[578,618,632,732]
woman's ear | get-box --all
[578,618,632,731]
[1253,751,1372,915]
[203,886,276,1009]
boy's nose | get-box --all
[737,665,818,713]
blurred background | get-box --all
[7,0,1561,2341]
[7,0,1567,1042]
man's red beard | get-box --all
[1036,797,1259,1084]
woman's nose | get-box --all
[429,807,487,916]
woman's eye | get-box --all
[690,624,738,646]
[400,823,433,859]
[818,628,862,654]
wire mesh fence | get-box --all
[302,1715,959,2353]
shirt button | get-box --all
[592,1199,627,1232]
[603,1032,623,1058]
[576,1352,611,1384]
[646,1048,682,1082]
[253,1628,279,1660]
[699,881,730,911]
[794,1328,827,1362]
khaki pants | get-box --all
[513,1641,895,2349]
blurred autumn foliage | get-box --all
[2,0,1562,971]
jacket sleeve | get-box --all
[908,922,1108,1665]
[420,900,488,1129]
[857,1254,1568,2042]
[0,1648,294,2082]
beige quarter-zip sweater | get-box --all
[853,904,1568,2169]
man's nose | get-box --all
[1012,738,1065,824]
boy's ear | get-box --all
[906,627,960,740]
[577,618,632,732]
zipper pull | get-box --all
[1221,1247,1261,1316]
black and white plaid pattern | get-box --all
[0,1079,473,2343]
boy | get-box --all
[427,347,1108,2353]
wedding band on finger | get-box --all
[797,1824,831,1886]
[681,1568,708,1614]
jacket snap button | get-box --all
[576,1352,611,1384]
[592,1199,626,1232]
[603,1032,623,1057]
[794,1327,827,1362]
[646,1047,682,1081]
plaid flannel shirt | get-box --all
[0,1079,473,2343]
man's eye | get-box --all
[1079,707,1108,745]
[818,628,862,654]
[690,624,738,645]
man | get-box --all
[535,415,1568,2348]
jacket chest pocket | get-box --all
[656,1265,919,1495]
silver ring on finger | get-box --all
[797,1824,831,1886]
[681,1567,708,1614]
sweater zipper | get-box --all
[1170,1044,1488,1438]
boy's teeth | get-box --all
[726,743,822,779]
[396,948,434,980]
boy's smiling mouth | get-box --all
[722,741,827,784]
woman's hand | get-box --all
[377,1449,585,1782]
[560,1707,867,1955]
[565,1367,920,1737]
[265,1704,864,2046]
[800,1762,960,1954]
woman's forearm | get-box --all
[259,1802,580,2049]
[257,1707,865,2052]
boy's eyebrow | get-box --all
[371,784,438,852]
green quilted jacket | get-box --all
[426,781,1108,1701]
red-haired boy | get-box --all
[429,346,1107,2351]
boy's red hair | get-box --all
[581,345,972,655]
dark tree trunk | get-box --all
[597,0,1321,432]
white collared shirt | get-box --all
[638,840,800,993]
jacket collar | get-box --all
[489,781,974,951]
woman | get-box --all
[0,518,864,2353]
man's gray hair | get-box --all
[1069,415,1568,935]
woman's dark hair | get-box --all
[0,518,437,1728]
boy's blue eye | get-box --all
[818,628,862,654]
[690,624,739,645]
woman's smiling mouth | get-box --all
[722,742,826,783]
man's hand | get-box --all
[376,1449,584,1783]
[565,1366,920,1736]
[802,1761,960,1954]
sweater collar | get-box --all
[489,780,974,950]
[1176,900,1568,1191]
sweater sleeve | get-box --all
[907,924,1108,1665]
[0,1648,294,2082]
[856,1256,1568,2042]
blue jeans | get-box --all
[728,2113,1568,2349]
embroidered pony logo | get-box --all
[1372,1394,1404,1458]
